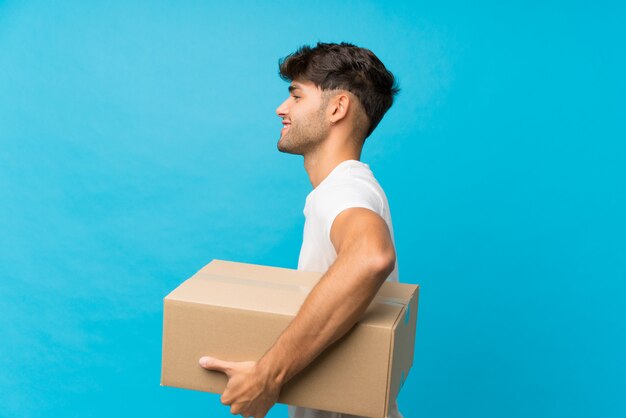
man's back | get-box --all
[290,159,403,418]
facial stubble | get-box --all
[277,98,332,155]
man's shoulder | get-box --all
[308,176,384,219]
[315,175,381,199]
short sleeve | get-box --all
[311,180,384,243]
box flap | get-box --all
[384,285,419,415]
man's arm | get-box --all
[199,207,396,417]
[258,207,396,384]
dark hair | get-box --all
[278,42,400,140]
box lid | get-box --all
[165,259,416,328]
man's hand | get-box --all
[198,356,281,418]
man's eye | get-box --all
[292,95,300,100]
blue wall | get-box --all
[1,1,624,417]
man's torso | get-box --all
[290,159,403,418]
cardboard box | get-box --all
[161,259,419,418]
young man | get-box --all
[199,42,402,418]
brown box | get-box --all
[161,259,419,418]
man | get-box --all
[199,42,402,418]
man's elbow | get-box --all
[368,247,396,280]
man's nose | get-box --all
[276,98,289,117]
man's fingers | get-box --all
[198,356,232,376]
[229,404,241,415]
[220,393,231,406]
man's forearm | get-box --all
[255,248,395,386]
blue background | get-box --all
[1,1,624,417]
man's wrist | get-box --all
[256,348,290,387]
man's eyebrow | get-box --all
[288,84,302,93]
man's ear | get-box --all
[328,93,351,124]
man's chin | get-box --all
[277,138,302,155]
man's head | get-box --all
[275,42,399,155]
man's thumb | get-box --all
[198,356,232,376]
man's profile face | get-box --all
[275,79,331,155]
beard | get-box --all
[277,106,330,155]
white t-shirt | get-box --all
[288,159,403,418]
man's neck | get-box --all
[303,141,362,189]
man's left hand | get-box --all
[199,356,281,418]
